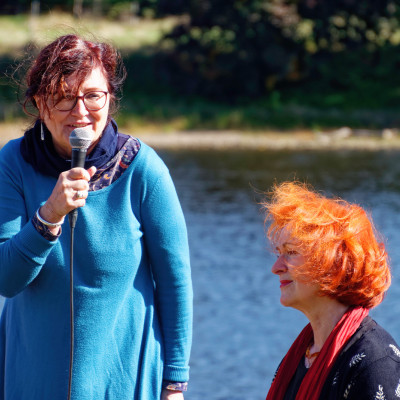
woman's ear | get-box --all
[34,96,43,115]
[35,96,50,120]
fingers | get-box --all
[87,166,97,178]
[161,390,184,400]
[68,166,94,182]
[42,166,96,220]
[75,190,86,200]
[60,169,90,205]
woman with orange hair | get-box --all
[263,181,400,400]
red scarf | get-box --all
[266,307,369,400]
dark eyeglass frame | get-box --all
[53,91,109,111]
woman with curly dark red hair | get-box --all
[0,35,192,400]
[264,182,400,400]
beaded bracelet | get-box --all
[162,381,188,392]
[36,209,64,228]
[32,213,61,241]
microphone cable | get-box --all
[66,128,91,400]
[67,210,78,400]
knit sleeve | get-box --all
[0,141,57,297]
[140,152,193,383]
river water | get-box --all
[1,146,400,399]
[158,148,400,400]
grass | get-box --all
[118,92,399,134]
[0,13,182,56]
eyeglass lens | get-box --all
[55,91,108,111]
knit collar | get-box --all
[20,119,120,178]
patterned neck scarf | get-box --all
[266,306,369,400]
[20,119,123,178]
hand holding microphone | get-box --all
[38,128,95,231]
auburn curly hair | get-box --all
[23,34,126,119]
[263,181,390,309]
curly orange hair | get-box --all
[263,181,390,309]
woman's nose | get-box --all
[71,97,89,116]
[271,255,287,275]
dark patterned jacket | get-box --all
[281,316,400,400]
[319,316,400,400]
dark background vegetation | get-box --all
[1,0,400,131]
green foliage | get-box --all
[118,47,400,131]
[158,0,400,101]
[159,1,303,99]
[1,8,400,132]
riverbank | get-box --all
[1,121,400,151]
[136,127,400,151]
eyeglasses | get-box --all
[53,91,109,111]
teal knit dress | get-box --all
[0,139,192,399]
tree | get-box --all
[157,0,400,100]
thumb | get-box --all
[87,166,97,178]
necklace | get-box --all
[305,344,320,360]
[304,343,320,368]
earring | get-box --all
[41,121,44,141]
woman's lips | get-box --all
[68,124,91,129]
[280,280,292,288]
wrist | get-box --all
[32,213,61,241]
[37,206,65,227]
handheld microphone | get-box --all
[68,128,92,227]
[69,127,92,169]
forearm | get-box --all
[145,211,192,380]
[0,221,56,297]
[0,143,60,297]
[157,277,193,381]
[142,172,193,381]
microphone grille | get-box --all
[69,128,92,150]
